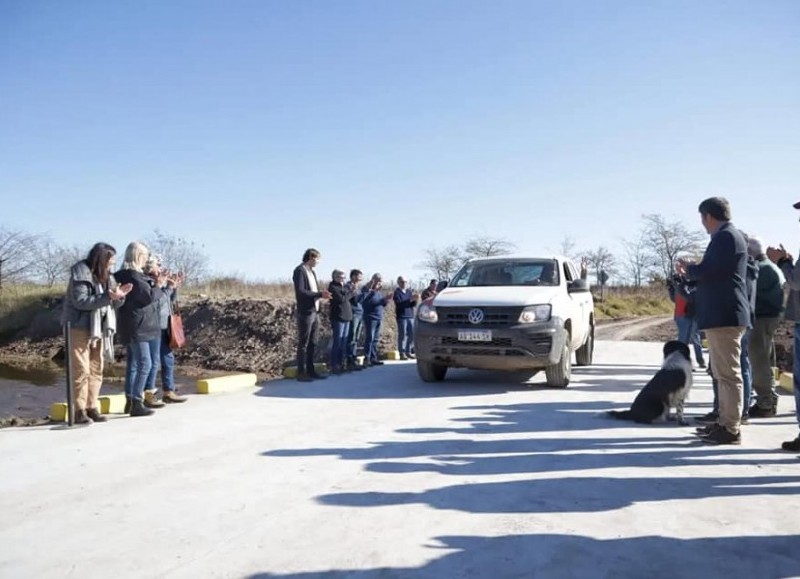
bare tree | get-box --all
[558,235,578,260]
[146,230,210,284]
[641,214,705,281]
[463,236,516,259]
[585,245,617,285]
[417,245,465,280]
[0,227,40,289]
[30,236,70,287]
[620,235,651,288]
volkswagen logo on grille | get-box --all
[468,308,485,324]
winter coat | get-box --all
[114,269,162,344]
[685,221,750,330]
[328,281,353,322]
[779,255,800,322]
[361,286,391,321]
[754,258,785,319]
[61,261,121,331]
[393,288,417,319]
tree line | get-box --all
[0,227,210,290]
[418,214,706,287]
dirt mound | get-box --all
[0,296,400,380]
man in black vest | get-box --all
[292,248,331,382]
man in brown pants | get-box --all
[677,197,750,445]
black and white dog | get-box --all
[607,340,693,425]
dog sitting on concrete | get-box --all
[607,340,693,425]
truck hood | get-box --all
[433,286,559,307]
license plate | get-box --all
[457,330,492,342]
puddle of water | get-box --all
[0,362,65,387]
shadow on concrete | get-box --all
[247,532,800,578]
[316,473,800,514]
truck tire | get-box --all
[575,322,594,367]
[545,334,571,388]
[417,360,448,382]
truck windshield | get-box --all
[450,260,560,287]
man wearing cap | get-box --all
[677,197,749,445]
[747,237,786,418]
[767,202,800,450]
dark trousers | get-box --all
[347,314,364,362]
[296,312,319,375]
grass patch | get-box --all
[0,284,64,337]
[593,286,672,320]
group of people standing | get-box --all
[61,241,187,424]
[673,197,797,449]
[292,249,435,382]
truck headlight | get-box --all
[518,305,551,323]
[418,303,438,323]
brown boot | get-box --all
[162,390,187,403]
[144,390,165,409]
[86,408,107,422]
[74,409,92,425]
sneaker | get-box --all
[699,426,741,445]
[144,391,165,409]
[407,353,416,360]
[748,405,776,418]
[162,390,187,403]
[370,360,384,366]
[124,396,132,414]
[399,354,408,361]
[698,362,707,369]
[86,408,107,422]
[780,436,800,452]
[695,411,719,424]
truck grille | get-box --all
[437,307,522,327]
[431,336,552,358]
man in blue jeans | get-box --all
[768,201,800,451]
[393,276,419,360]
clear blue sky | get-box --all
[1,1,798,284]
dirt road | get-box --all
[595,315,674,341]
[2,340,799,578]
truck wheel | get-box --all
[417,360,448,382]
[575,323,594,366]
[545,335,571,388]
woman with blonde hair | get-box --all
[115,241,165,417]
[61,242,131,424]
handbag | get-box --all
[168,301,186,349]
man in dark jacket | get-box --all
[767,201,800,451]
[677,197,749,445]
[292,248,331,382]
[328,269,353,374]
[748,237,785,417]
[393,276,419,360]
[361,273,392,366]
[345,269,366,370]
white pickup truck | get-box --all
[414,256,594,386]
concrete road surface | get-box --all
[1,340,799,579]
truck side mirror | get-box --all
[568,279,589,293]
